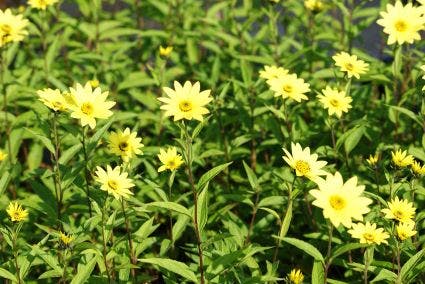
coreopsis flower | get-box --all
[332,52,369,79]
[317,87,352,118]
[366,153,379,167]
[159,46,173,57]
[376,1,425,45]
[0,149,7,161]
[282,142,328,181]
[95,166,135,200]
[59,232,74,246]
[411,160,425,176]
[382,197,415,224]
[288,268,304,284]
[159,81,212,122]
[108,128,144,162]
[6,202,28,222]
[37,88,68,112]
[0,9,29,47]
[157,147,184,172]
[309,172,372,228]
[68,82,115,129]
[267,74,310,102]
[259,65,289,80]
[304,0,324,12]
[348,222,389,245]
[28,0,58,10]
[396,222,417,241]
[391,149,414,168]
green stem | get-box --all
[324,222,334,283]
[12,224,22,284]
[81,126,92,217]
[52,112,63,227]
[121,199,136,283]
[101,198,112,283]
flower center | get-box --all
[394,20,407,32]
[108,180,118,191]
[167,159,176,169]
[393,210,404,220]
[345,63,354,71]
[329,99,340,107]
[295,160,310,176]
[363,233,375,242]
[119,141,129,151]
[81,102,94,115]
[53,101,63,109]
[1,24,12,41]
[329,195,346,210]
[179,100,193,112]
[283,84,293,93]
[13,212,21,219]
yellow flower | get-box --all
[159,45,173,57]
[259,65,289,80]
[95,165,135,200]
[332,52,369,79]
[37,88,68,112]
[6,202,28,222]
[391,149,414,168]
[288,268,304,284]
[267,74,310,102]
[304,0,324,12]
[348,222,389,245]
[68,82,115,129]
[108,128,144,162]
[0,9,28,47]
[59,232,74,246]
[376,1,425,45]
[309,172,372,228]
[28,0,58,10]
[366,153,379,167]
[0,149,7,161]
[157,147,184,172]
[382,197,415,223]
[317,87,352,118]
[159,81,212,122]
[396,222,417,241]
[282,142,328,181]
[411,160,425,176]
[89,79,99,88]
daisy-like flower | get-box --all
[376,1,425,45]
[0,9,29,47]
[304,0,324,12]
[267,74,310,102]
[288,268,304,284]
[157,147,184,172]
[59,232,74,246]
[317,87,352,118]
[411,160,425,176]
[159,81,212,122]
[282,142,328,181]
[68,82,115,129]
[391,149,414,168]
[37,88,68,112]
[366,153,379,167]
[309,172,372,228]
[108,128,144,162]
[382,197,415,223]
[94,165,135,200]
[159,46,173,57]
[6,202,28,222]
[0,149,7,161]
[396,222,417,241]
[28,0,58,10]
[348,222,389,245]
[332,52,369,79]
[259,65,289,80]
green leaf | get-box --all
[70,255,98,284]
[389,105,422,126]
[278,201,292,239]
[311,260,324,284]
[197,162,232,191]
[87,118,114,155]
[344,125,365,155]
[25,128,55,154]
[139,258,197,283]
[400,248,425,282]
[242,160,259,190]
[330,243,369,263]
[0,172,11,196]
[197,186,209,234]
[0,268,17,281]
[59,144,82,165]
[146,202,191,217]
[278,237,324,263]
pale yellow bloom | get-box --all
[108,128,144,162]
[28,0,58,10]
[259,65,289,80]
[366,153,379,167]
[317,87,352,118]
[157,147,184,172]
[382,197,415,224]
[37,88,68,112]
[288,268,304,284]
[396,222,417,241]
[0,149,7,161]
[59,232,74,245]
[95,165,135,200]
[304,0,324,12]
[348,222,389,245]
[332,52,369,79]
[0,9,28,47]
[411,160,425,176]
[6,202,28,222]
[267,74,310,102]
[391,149,414,168]
[159,46,173,57]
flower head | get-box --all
[411,160,425,176]
[259,65,289,80]
[391,149,414,168]
[6,202,28,222]
[267,74,310,102]
[332,52,369,79]
[288,268,304,284]
[0,9,28,47]
[376,1,425,45]
[59,232,74,246]
[108,128,144,162]
[159,46,173,57]
[159,81,212,122]
[382,197,415,223]
[37,88,68,112]
[304,0,324,12]
[68,82,115,129]
[309,172,372,228]
[366,153,379,167]
[396,222,417,241]
[89,79,99,88]
[95,166,135,200]
[28,0,58,10]
[0,149,7,161]
[348,222,389,245]
[317,87,352,118]
[282,142,327,181]
[157,147,184,172]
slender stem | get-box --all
[168,172,175,248]
[245,188,260,245]
[101,198,112,283]
[396,241,401,276]
[81,126,92,217]
[60,249,69,283]
[182,123,205,284]
[41,9,49,84]
[121,199,136,283]
[12,224,22,284]
[324,222,334,283]
[52,112,63,227]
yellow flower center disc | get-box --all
[108,180,118,191]
[329,195,346,210]
[81,102,94,115]
[394,20,407,32]
[119,141,129,151]
[282,84,293,93]
[295,160,310,176]
[344,63,354,71]
[329,99,339,107]
[363,233,375,242]
[179,100,193,112]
